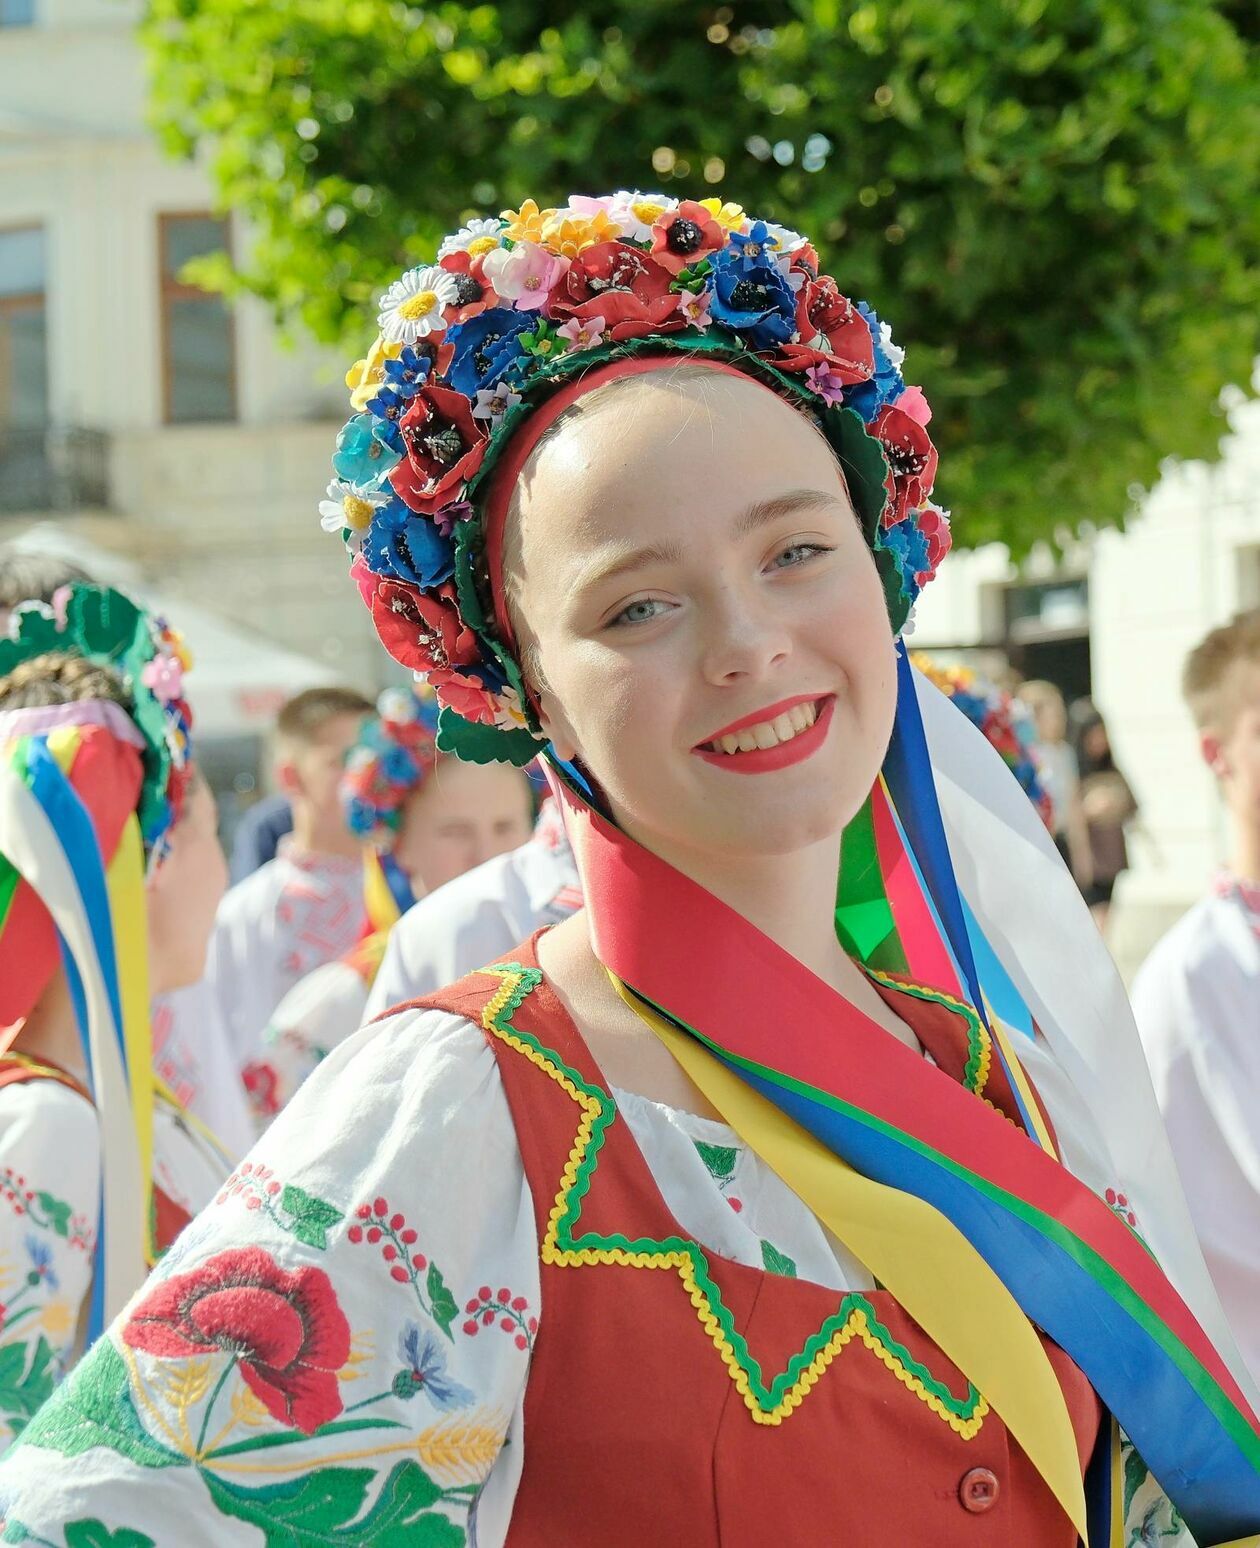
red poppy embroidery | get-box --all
[122,1245,351,1433]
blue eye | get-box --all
[610,598,668,627]
[772,542,831,569]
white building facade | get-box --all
[0,0,378,697]
[913,397,1260,977]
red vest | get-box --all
[421,937,1101,1546]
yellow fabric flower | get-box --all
[699,198,748,233]
[345,335,403,412]
[542,209,621,259]
[500,198,558,244]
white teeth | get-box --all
[707,700,822,755]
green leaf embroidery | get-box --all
[426,1263,459,1339]
[1122,1440,1149,1516]
[0,1337,56,1433]
[759,1240,798,1279]
[34,1191,72,1239]
[16,1341,187,1470]
[65,1521,156,1548]
[694,1142,739,1181]
[280,1184,345,1251]
[203,1459,463,1545]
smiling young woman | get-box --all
[2,194,1258,1547]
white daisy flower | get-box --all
[472,383,523,424]
[318,478,390,534]
[377,265,460,345]
[764,221,807,256]
[378,687,418,723]
[879,319,905,371]
[605,189,678,242]
[437,217,505,262]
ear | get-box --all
[1199,730,1228,778]
[275,758,303,797]
[536,689,578,766]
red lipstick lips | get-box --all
[693,694,835,775]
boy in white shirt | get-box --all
[1133,610,1260,1377]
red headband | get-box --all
[483,353,770,653]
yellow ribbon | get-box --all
[608,970,1090,1544]
[363,848,402,935]
[106,814,156,1260]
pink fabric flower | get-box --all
[480,241,569,312]
[141,655,184,704]
[557,315,608,350]
[804,362,848,407]
[675,289,713,328]
[896,385,932,426]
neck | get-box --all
[1228,818,1260,889]
[14,971,87,1083]
[289,810,362,862]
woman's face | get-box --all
[514,372,898,864]
[146,775,229,996]
[392,758,534,893]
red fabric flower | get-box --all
[791,277,875,383]
[549,241,686,341]
[649,201,724,275]
[439,249,501,325]
[364,571,480,676]
[391,385,488,515]
[917,503,952,574]
[427,667,499,726]
[123,1246,351,1434]
[872,403,939,528]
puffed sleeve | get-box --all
[0,1007,538,1547]
[0,1078,100,1458]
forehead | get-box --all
[517,373,842,551]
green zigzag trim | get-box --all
[862,970,990,1096]
[483,962,982,1420]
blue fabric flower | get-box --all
[845,303,906,422]
[332,413,403,488]
[383,345,433,400]
[446,309,533,397]
[397,1322,476,1410]
[380,743,419,784]
[362,506,456,589]
[708,255,797,349]
[881,515,930,599]
[725,220,777,272]
[345,796,377,836]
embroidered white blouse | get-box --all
[0,996,1191,1545]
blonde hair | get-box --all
[0,651,130,711]
[1182,610,1260,732]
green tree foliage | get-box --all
[141,0,1259,550]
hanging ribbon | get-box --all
[550,763,1260,1545]
[609,969,1091,1542]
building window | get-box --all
[159,213,236,424]
[0,225,47,429]
[0,0,36,26]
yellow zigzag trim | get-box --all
[478,964,988,1435]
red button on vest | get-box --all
[959,1468,1000,1513]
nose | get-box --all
[698,584,792,686]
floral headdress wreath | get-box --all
[910,654,1052,829]
[0,584,194,853]
[325,190,951,766]
[339,684,441,850]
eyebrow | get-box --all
[576,488,847,595]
